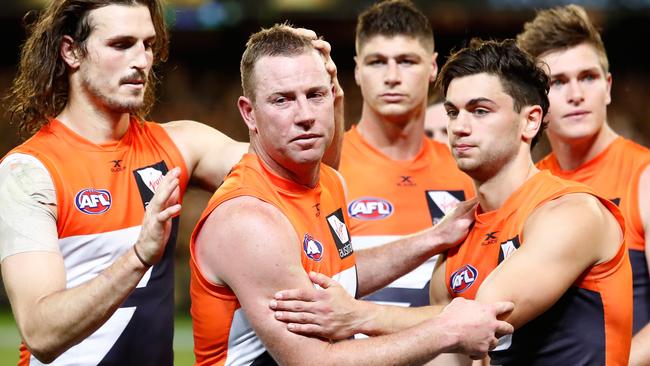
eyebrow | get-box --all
[363,52,421,59]
[549,66,601,79]
[444,97,496,109]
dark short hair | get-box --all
[356,0,433,52]
[436,39,550,148]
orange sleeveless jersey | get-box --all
[189,154,358,366]
[339,125,474,307]
[4,118,189,366]
[538,137,650,333]
[445,171,632,365]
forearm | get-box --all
[15,248,147,362]
[356,301,442,336]
[355,229,444,296]
[630,324,650,366]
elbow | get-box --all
[21,328,67,364]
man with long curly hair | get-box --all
[0,1,253,365]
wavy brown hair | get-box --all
[5,0,169,138]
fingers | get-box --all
[274,309,316,324]
[309,271,336,289]
[283,26,317,40]
[491,301,515,317]
[157,203,182,222]
[270,299,313,313]
[148,167,181,213]
[273,287,316,302]
[495,320,514,338]
[286,323,324,337]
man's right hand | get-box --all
[435,297,514,359]
[133,167,181,267]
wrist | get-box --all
[132,245,152,268]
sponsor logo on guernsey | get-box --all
[75,189,112,214]
[303,233,324,261]
[326,209,353,259]
[347,197,393,220]
[482,231,499,246]
[498,236,521,264]
[425,190,465,225]
[450,264,478,294]
[133,161,168,208]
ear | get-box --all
[429,51,439,82]
[521,105,543,142]
[60,35,81,69]
[605,72,612,106]
[237,96,257,133]
[353,55,361,86]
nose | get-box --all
[566,79,584,105]
[295,96,316,130]
[384,59,401,87]
[131,42,151,70]
[449,111,470,138]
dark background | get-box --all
[1,0,650,313]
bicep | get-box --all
[163,120,249,191]
[430,254,451,306]
[475,195,617,329]
[194,197,329,364]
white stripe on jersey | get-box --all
[29,307,136,366]
[60,226,152,289]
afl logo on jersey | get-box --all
[450,264,478,294]
[75,189,112,214]
[303,233,324,261]
[347,197,393,220]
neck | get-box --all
[356,103,425,160]
[57,85,132,143]
[474,147,538,212]
[548,123,618,171]
[251,142,320,188]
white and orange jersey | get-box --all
[3,118,189,366]
[190,154,357,366]
[339,126,474,307]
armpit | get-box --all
[0,154,59,261]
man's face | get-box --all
[77,5,156,113]
[249,50,334,170]
[539,42,611,144]
[444,73,524,181]
[424,102,449,145]
[355,35,436,121]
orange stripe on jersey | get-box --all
[340,125,474,236]
[8,118,189,238]
[445,171,632,365]
[537,137,650,251]
[190,154,357,366]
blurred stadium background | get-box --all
[1,0,649,363]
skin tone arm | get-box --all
[629,165,650,366]
[270,199,477,339]
[196,196,513,365]
[355,198,477,296]
[475,193,622,329]
[1,168,182,363]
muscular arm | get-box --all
[630,165,650,366]
[355,198,476,296]
[163,121,248,191]
[0,160,181,363]
[475,193,622,329]
[196,196,511,365]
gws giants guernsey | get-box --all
[340,125,474,307]
[445,171,632,365]
[4,118,189,366]
[538,137,650,333]
[190,154,357,366]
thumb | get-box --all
[309,271,336,289]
